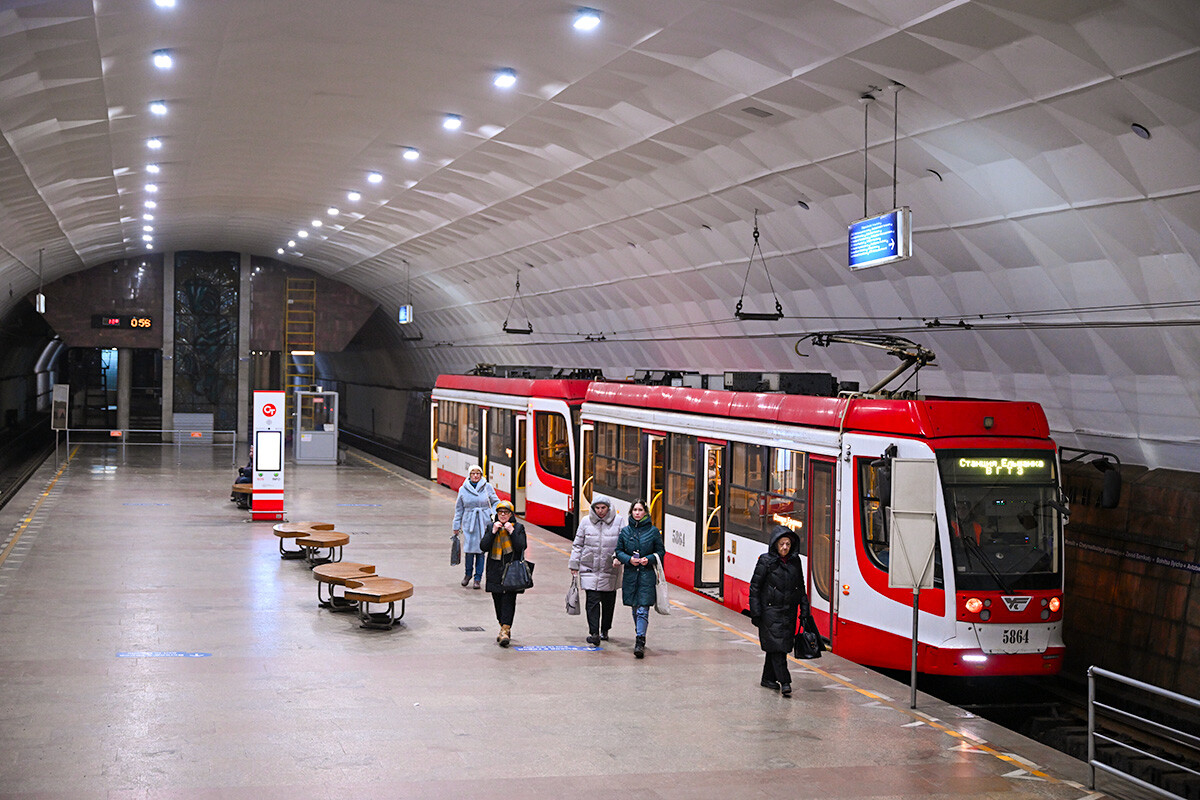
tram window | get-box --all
[594,421,640,499]
[536,412,572,481]
[665,432,696,514]
[859,458,890,571]
[728,442,769,543]
[438,400,467,452]
[766,449,806,553]
[488,408,513,466]
[465,404,480,455]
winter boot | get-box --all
[499,624,511,647]
[634,635,645,658]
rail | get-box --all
[57,428,239,465]
[1088,666,1200,799]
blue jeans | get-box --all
[464,552,484,580]
[632,605,649,637]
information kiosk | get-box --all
[252,390,286,521]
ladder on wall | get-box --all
[283,278,316,429]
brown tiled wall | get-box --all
[1062,461,1199,696]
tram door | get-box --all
[698,443,725,591]
[514,416,527,514]
[578,423,595,508]
[645,434,665,531]
[807,458,836,640]
[429,400,439,480]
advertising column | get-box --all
[252,390,286,521]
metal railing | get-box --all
[56,428,239,465]
[1088,666,1200,799]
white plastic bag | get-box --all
[652,559,670,615]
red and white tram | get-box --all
[431,375,590,528]
[431,372,1067,677]
[580,384,1066,676]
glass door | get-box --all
[807,458,836,640]
[514,415,527,514]
[698,443,724,591]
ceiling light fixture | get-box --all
[146,244,153,250]
[144,200,157,208]
[143,226,154,232]
[311,220,322,227]
[147,138,163,149]
[1131,122,1151,140]
[152,50,173,69]
[367,171,383,183]
[142,234,153,241]
[443,114,462,130]
[327,207,340,216]
[277,248,285,255]
[143,213,154,221]
[298,230,308,238]
[146,164,161,174]
[403,147,420,161]
[347,191,361,202]
[145,183,158,192]
[149,101,167,115]
[154,0,176,7]
[288,240,296,247]
[574,8,601,30]
[493,68,517,89]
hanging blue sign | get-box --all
[398,304,414,324]
[848,207,912,270]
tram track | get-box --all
[0,419,55,512]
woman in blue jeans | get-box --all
[615,499,665,659]
[452,465,498,589]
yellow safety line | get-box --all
[351,448,1061,784]
[0,446,77,569]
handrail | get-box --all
[1088,666,1200,799]
[516,460,526,489]
[59,427,240,466]
[649,490,663,515]
[581,474,593,504]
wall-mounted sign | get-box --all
[91,314,153,329]
[848,207,912,270]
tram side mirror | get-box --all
[1093,458,1122,508]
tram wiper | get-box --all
[960,536,1012,594]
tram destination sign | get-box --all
[940,453,1053,483]
[848,206,911,270]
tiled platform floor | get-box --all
[0,444,1119,799]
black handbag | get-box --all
[450,534,461,566]
[794,612,824,660]
[500,558,535,591]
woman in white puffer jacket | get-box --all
[568,495,625,646]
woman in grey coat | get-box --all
[568,496,625,645]
[452,464,498,589]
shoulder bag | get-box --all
[501,558,535,591]
[565,573,581,615]
[652,558,671,615]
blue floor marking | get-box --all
[510,645,601,651]
[116,651,211,658]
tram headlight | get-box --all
[1048,596,1061,612]
[965,597,983,614]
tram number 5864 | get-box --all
[1002,628,1030,645]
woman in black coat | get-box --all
[748,525,808,697]
[479,500,528,647]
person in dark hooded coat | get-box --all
[748,525,808,697]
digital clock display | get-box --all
[91,315,153,329]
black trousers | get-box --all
[585,589,616,635]
[492,591,517,626]
[761,651,791,687]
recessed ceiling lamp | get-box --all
[144,200,157,208]
[443,114,462,130]
[152,50,173,69]
[147,138,163,149]
[146,164,161,174]
[143,226,154,232]
[403,147,420,161]
[288,240,296,247]
[154,0,176,7]
[327,207,340,216]
[298,230,309,238]
[149,101,168,115]
[493,68,517,89]
[311,219,322,228]
[1131,122,1151,140]
[347,191,361,202]
[146,244,153,250]
[277,248,285,255]
[574,8,601,30]
[145,183,158,192]
[143,213,154,221]
[142,234,153,242]
[367,171,383,183]
[797,200,810,210]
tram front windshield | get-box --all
[938,450,1062,591]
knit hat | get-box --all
[591,495,613,508]
[495,499,515,513]
[467,464,483,476]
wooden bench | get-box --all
[231,483,251,509]
[311,562,376,611]
[343,577,414,630]
[272,522,335,559]
[294,530,349,567]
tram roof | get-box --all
[584,383,1051,441]
[434,374,593,402]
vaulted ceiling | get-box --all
[2,0,1198,469]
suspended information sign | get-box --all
[848,206,912,270]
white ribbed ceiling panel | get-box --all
[0,0,1198,468]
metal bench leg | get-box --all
[358,600,399,630]
[279,538,305,560]
[318,581,357,612]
